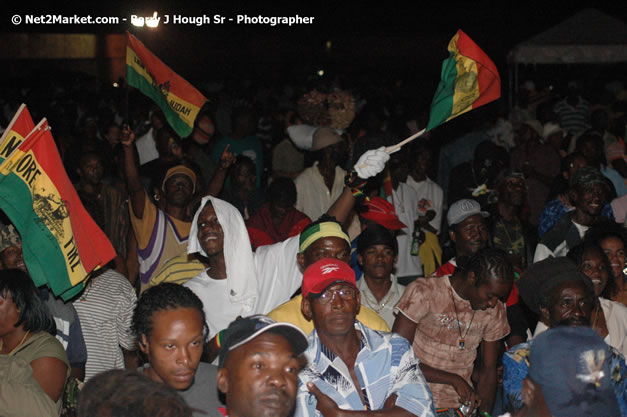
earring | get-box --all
[154,194,159,201]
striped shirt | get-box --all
[553,97,590,136]
[149,251,206,287]
[295,321,436,417]
[73,269,137,381]
[130,191,191,293]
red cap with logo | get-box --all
[302,258,357,298]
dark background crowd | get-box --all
[1,4,627,417]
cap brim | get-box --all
[228,322,309,356]
[377,217,407,230]
[307,279,357,298]
[449,211,489,226]
[310,129,344,151]
[287,125,317,150]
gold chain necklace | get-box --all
[450,289,476,350]
[363,283,394,313]
[498,217,522,256]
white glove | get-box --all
[354,146,390,179]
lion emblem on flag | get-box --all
[33,190,69,241]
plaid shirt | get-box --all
[295,321,435,417]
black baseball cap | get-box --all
[218,315,308,368]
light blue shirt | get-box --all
[601,164,627,197]
[295,321,435,417]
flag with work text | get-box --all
[0,120,115,300]
[126,31,207,138]
[0,104,35,165]
[426,30,501,131]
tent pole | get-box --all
[514,63,519,109]
[508,64,513,111]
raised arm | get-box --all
[327,147,390,224]
[205,144,235,197]
[121,125,146,219]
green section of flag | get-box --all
[59,281,84,301]
[0,171,72,296]
[126,65,193,138]
[426,55,458,131]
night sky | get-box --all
[2,2,626,82]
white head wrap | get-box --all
[188,196,258,303]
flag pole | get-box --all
[0,104,26,144]
[384,128,426,154]
[355,128,426,178]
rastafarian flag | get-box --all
[426,30,501,131]
[0,119,115,300]
[0,104,35,165]
[126,31,207,138]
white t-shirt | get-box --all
[406,175,444,234]
[185,274,245,339]
[184,196,303,339]
[389,183,422,277]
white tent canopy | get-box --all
[508,8,627,107]
[509,8,627,64]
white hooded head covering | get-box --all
[287,124,316,150]
[287,124,345,151]
[188,196,258,304]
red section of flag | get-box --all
[382,169,393,199]
[20,124,116,274]
[8,105,35,139]
[455,30,501,110]
[0,104,35,157]
[125,32,207,108]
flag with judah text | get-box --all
[426,30,501,131]
[0,119,115,300]
[126,32,207,138]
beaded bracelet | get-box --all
[344,169,368,203]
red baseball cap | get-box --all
[360,197,406,230]
[302,258,357,298]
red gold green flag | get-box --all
[426,29,501,131]
[0,104,35,164]
[0,120,115,300]
[126,32,207,138]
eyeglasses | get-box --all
[313,287,357,304]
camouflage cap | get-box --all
[0,224,21,252]
[569,166,609,192]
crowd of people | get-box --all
[1,70,627,417]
